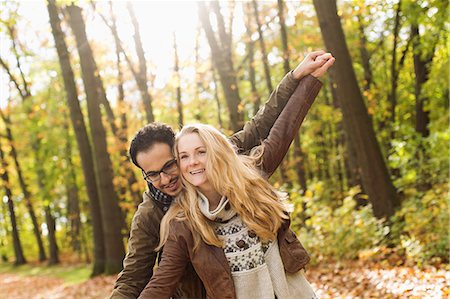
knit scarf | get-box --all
[147,182,173,212]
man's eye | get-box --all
[146,172,158,178]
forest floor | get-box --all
[0,260,448,298]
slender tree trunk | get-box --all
[127,2,155,123]
[355,13,372,91]
[199,2,243,131]
[173,32,184,127]
[47,0,105,275]
[313,0,399,219]
[0,109,47,261]
[92,1,143,207]
[252,0,273,93]
[388,1,402,127]
[63,119,81,255]
[0,140,26,265]
[66,4,124,274]
[211,62,224,129]
[411,24,433,138]
[243,3,261,115]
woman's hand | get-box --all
[292,50,335,80]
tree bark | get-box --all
[388,1,402,126]
[173,32,184,127]
[63,118,82,256]
[313,0,399,219]
[0,108,47,262]
[66,4,125,274]
[252,0,273,93]
[47,0,105,275]
[355,13,372,91]
[0,139,26,265]
[126,2,155,123]
[243,3,261,115]
[199,2,243,131]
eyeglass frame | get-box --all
[141,158,178,183]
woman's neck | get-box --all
[199,186,222,211]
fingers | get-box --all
[311,56,335,78]
[321,56,336,70]
[316,53,333,61]
[308,50,326,60]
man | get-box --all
[110,51,335,298]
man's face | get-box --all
[136,142,182,197]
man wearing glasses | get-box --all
[110,52,335,299]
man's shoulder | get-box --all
[133,191,164,225]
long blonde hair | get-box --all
[157,124,288,251]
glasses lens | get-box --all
[163,159,178,174]
[143,171,160,183]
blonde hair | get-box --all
[157,124,288,251]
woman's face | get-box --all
[177,133,210,191]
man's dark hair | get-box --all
[129,122,175,169]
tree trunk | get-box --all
[63,119,82,256]
[411,25,432,138]
[243,3,261,115]
[127,2,155,123]
[91,1,143,208]
[0,109,47,261]
[66,4,125,274]
[199,2,243,131]
[388,1,402,127]
[47,0,105,275]
[355,13,372,91]
[252,0,273,93]
[313,0,399,219]
[211,61,224,129]
[0,141,26,265]
[173,32,184,127]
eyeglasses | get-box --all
[142,159,178,183]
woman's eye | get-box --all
[179,155,187,160]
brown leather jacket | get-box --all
[111,74,322,299]
[138,76,322,299]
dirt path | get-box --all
[1,261,448,298]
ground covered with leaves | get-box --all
[1,260,448,298]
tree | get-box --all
[173,32,184,127]
[252,0,273,93]
[47,0,106,275]
[126,2,155,123]
[198,1,244,131]
[66,4,125,274]
[0,136,26,265]
[313,0,399,219]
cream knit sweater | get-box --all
[197,192,317,299]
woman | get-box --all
[139,125,319,299]
[139,55,334,299]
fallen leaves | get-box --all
[0,260,448,298]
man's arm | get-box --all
[230,51,329,153]
[110,196,160,299]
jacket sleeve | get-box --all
[110,198,160,299]
[229,71,300,153]
[138,222,190,299]
[260,75,322,178]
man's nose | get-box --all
[160,172,171,184]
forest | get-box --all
[0,0,448,298]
